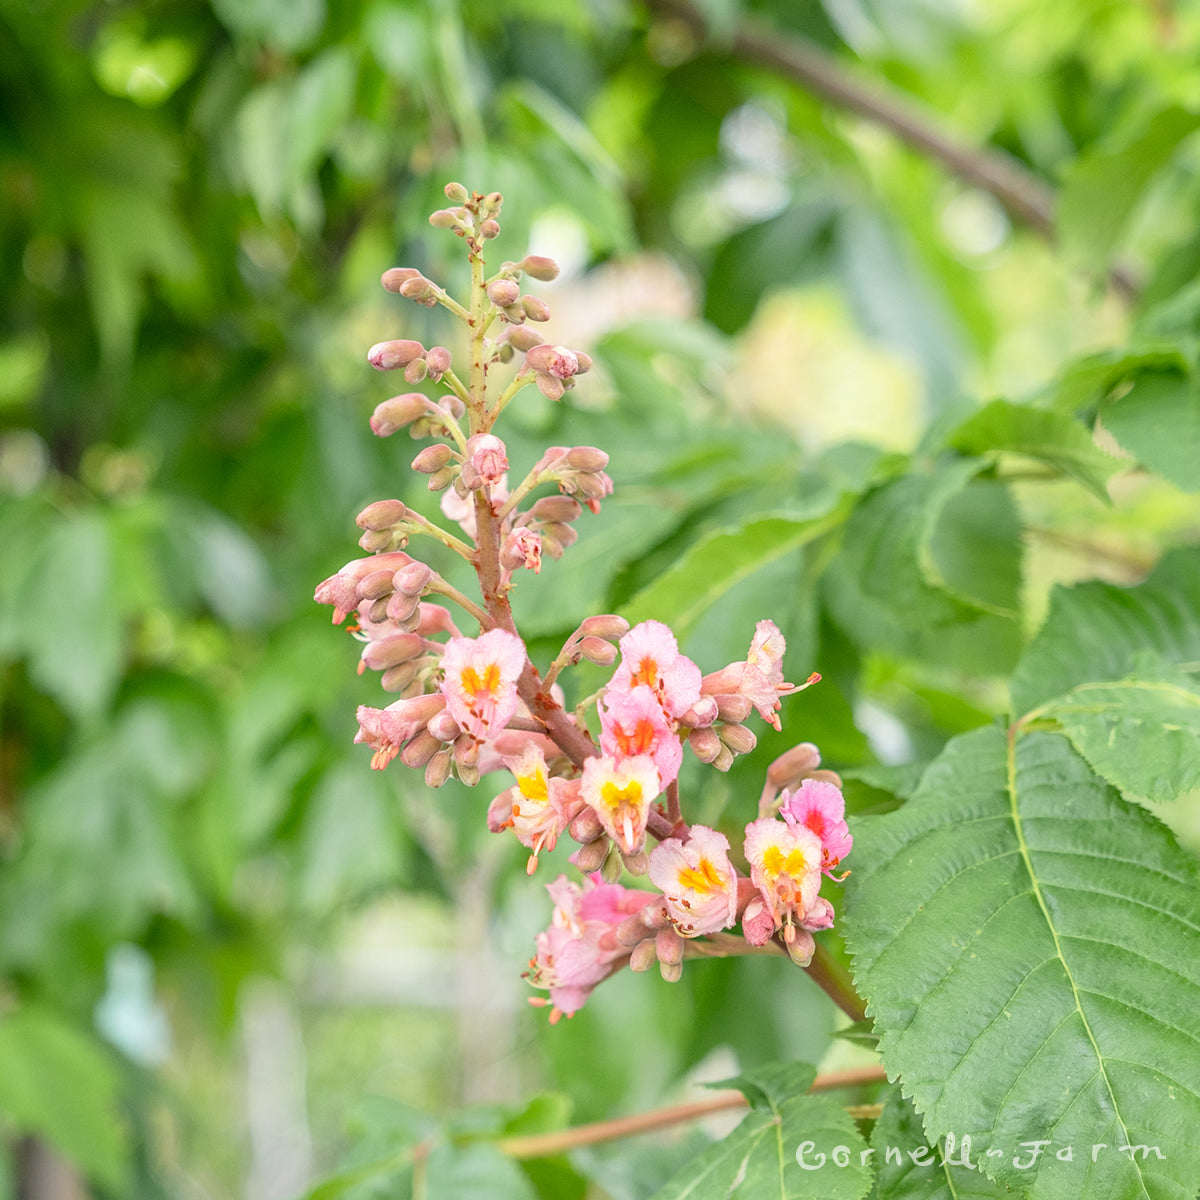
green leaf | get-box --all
[0,1007,128,1190]
[621,502,853,638]
[1052,346,1189,416]
[1037,659,1200,804]
[944,399,1118,502]
[424,1143,539,1200]
[1058,106,1200,266]
[843,727,1200,1200]
[1101,369,1200,493]
[869,1087,1014,1200]
[1009,548,1200,718]
[648,1073,872,1200]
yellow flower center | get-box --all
[763,844,808,878]
[461,662,501,698]
[518,767,548,803]
[632,656,659,688]
[677,857,725,894]
[600,779,644,811]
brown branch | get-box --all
[645,0,1139,299]
[495,1065,890,1159]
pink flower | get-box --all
[648,826,739,937]
[780,779,852,877]
[487,745,582,874]
[525,874,654,1022]
[701,619,796,731]
[599,684,683,786]
[438,629,526,741]
[742,816,827,957]
[461,433,508,490]
[610,620,702,719]
[500,526,542,574]
[354,695,447,770]
[580,754,661,855]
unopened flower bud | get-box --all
[495,342,515,364]
[576,636,617,666]
[715,694,754,723]
[381,267,421,292]
[400,730,441,768]
[365,596,391,622]
[356,569,397,600]
[807,768,844,788]
[519,255,560,282]
[356,499,409,531]
[361,633,424,671]
[444,182,469,203]
[454,736,480,769]
[535,374,565,401]
[399,275,436,301]
[380,662,419,692]
[656,927,685,967]
[404,358,428,383]
[525,344,579,379]
[487,279,520,307]
[429,207,466,229]
[570,807,604,843]
[386,589,421,624]
[574,351,593,374]
[622,849,649,876]
[521,295,551,322]
[713,745,735,772]
[630,939,658,972]
[573,837,609,873]
[457,760,480,787]
[600,844,623,883]
[480,219,501,239]
[370,393,428,436]
[538,522,577,550]
[505,326,544,352]
[393,561,434,595]
[679,695,719,728]
[721,723,757,755]
[412,443,453,473]
[425,748,453,788]
[617,909,657,946]
[530,495,583,523]
[358,529,395,553]
[427,709,462,743]
[483,191,503,212]
[368,339,425,370]
[427,466,457,492]
[565,445,608,471]
[766,743,823,789]
[688,726,722,763]
[424,346,452,376]
[462,433,508,489]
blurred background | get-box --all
[2,0,1199,1196]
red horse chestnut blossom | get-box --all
[316,182,850,1024]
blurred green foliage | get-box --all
[1,0,1199,1197]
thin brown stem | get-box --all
[494,1065,889,1160]
[804,938,868,1022]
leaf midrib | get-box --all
[1003,727,1150,1199]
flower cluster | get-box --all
[316,183,851,1024]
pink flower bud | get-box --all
[678,695,719,728]
[425,346,452,376]
[386,590,421,624]
[574,351,593,375]
[525,344,579,379]
[688,726,722,763]
[380,662,418,692]
[629,939,658,972]
[721,723,757,755]
[522,295,551,322]
[530,495,582,523]
[381,267,421,292]
[656,927,685,967]
[480,219,501,239]
[538,522,578,550]
[358,529,393,553]
[427,466,457,492]
[462,433,508,489]
[355,568,396,601]
[370,393,428,436]
[713,745,735,772]
[565,446,608,472]
[429,207,466,229]
[576,636,617,666]
[573,838,609,873]
[400,730,442,768]
[600,847,623,883]
[393,561,434,596]
[399,275,436,300]
[715,694,754,723]
[404,358,428,383]
[444,182,469,202]
[535,374,566,401]
[425,748,453,788]
[427,708,463,743]
[766,743,822,790]
[505,326,544,352]
[520,255,560,282]
[487,279,520,307]
[412,444,453,473]
[368,339,425,370]
[569,807,604,843]
[361,633,424,672]
[356,499,408,531]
